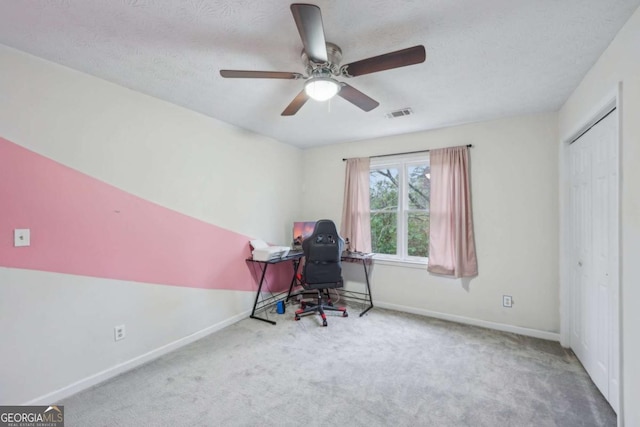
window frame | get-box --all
[369,153,430,263]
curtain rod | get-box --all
[342,144,473,162]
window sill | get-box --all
[372,256,428,270]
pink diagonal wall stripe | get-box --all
[0,137,291,291]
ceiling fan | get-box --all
[220,3,426,116]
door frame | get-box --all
[559,82,622,416]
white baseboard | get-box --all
[375,302,560,342]
[24,310,251,406]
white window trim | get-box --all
[370,153,430,263]
[373,255,428,268]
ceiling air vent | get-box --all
[386,108,414,119]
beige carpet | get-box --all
[61,305,616,426]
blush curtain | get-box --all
[427,146,478,277]
[340,157,372,253]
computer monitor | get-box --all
[292,221,316,248]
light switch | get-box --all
[14,229,30,247]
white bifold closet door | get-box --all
[568,108,619,412]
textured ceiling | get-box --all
[1,1,638,148]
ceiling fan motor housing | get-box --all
[302,42,342,77]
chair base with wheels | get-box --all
[294,287,348,327]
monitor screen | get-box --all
[292,221,316,247]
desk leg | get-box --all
[250,263,277,325]
[360,259,374,317]
[285,258,301,302]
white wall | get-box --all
[558,6,640,426]
[0,45,300,244]
[0,45,302,404]
[301,113,559,337]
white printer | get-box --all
[250,239,290,261]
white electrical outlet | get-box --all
[114,325,126,341]
[14,229,31,247]
[503,295,513,308]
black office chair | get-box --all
[294,219,348,326]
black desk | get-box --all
[246,252,304,325]
[339,252,374,316]
[247,251,374,324]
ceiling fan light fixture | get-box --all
[304,77,340,101]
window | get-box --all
[369,154,430,261]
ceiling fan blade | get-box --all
[341,45,426,77]
[337,83,379,112]
[290,3,328,63]
[282,90,309,116]
[220,70,303,79]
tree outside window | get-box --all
[369,154,430,260]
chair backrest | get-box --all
[302,219,344,287]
